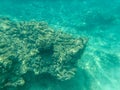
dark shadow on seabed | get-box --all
[3,68,91,90]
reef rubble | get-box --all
[0,17,87,89]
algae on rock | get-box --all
[0,17,87,89]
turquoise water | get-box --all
[0,0,120,90]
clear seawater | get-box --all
[0,0,120,90]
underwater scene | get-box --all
[0,0,120,90]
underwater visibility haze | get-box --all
[0,0,120,90]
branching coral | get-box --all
[0,17,87,89]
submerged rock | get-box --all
[0,17,87,88]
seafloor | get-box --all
[0,0,120,90]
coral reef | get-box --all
[0,17,87,89]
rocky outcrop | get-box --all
[0,17,87,88]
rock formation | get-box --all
[0,17,87,88]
